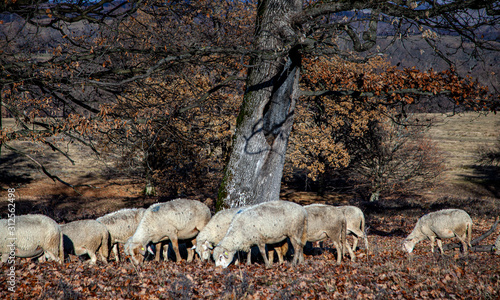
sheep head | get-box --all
[402,239,416,254]
[213,246,234,268]
[196,240,213,261]
[125,241,146,264]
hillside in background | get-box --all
[379,35,499,94]
[422,112,500,200]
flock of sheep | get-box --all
[0,198,479,267]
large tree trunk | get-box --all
[217,0,302,209]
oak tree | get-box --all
[1,0,498,207]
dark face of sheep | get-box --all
[213,247,234,268]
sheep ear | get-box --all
[204,241,213,250]
[191,245,197,250]
[147,246,155,255]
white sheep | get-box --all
[195,206,288,265]
[124,199,211,264]
[195,207,247,262]
[61,219,110,264]
[305,204,350,263]
[0,214,64,264]
[403,209,473,255]
[97,208,146,262]
[336,205,369,254]
[213,200,308,268]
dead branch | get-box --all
[469,245,495,252]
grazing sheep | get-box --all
[336,205,369,253]
[305,204,350,263]
[61,219,110,264]
[403,209,473,255]
[125,199,211,264]
[213,200,308,268]
[195,207,247,262]
[0,214,63,264]
[97,208,146,262]
[196,206,288,265]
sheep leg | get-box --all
[429,236,436,253]
[170,236,182,262]
[436,239,445,255]
[277,241,288,264]
[258,244,271,268]
[267,242,285,264]
[87,250,98,264]
[186,249,194,262]
[352,236,359,252]
[344,241,356,262]
[453,232,469,255]
[162,243,169,262]
[276,249,283,264]
[267,248,275,264]
[289,238,303,265]
[44,250,59,263]
[187,238,196,262]
[112,244,120,262]
[154,243,161,261]
[38,254,47,263]
[342,238,351,257]
[246,251,252,265]
[99,249,107,263]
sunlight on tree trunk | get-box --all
[218,0,302,208]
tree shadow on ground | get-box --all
[0,195,152,223]
[459,164,500,199]
[0,152,34,188]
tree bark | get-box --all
[217,0,302,209]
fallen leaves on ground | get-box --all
[1,222,499,299]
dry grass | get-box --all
[420,112,500,200]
